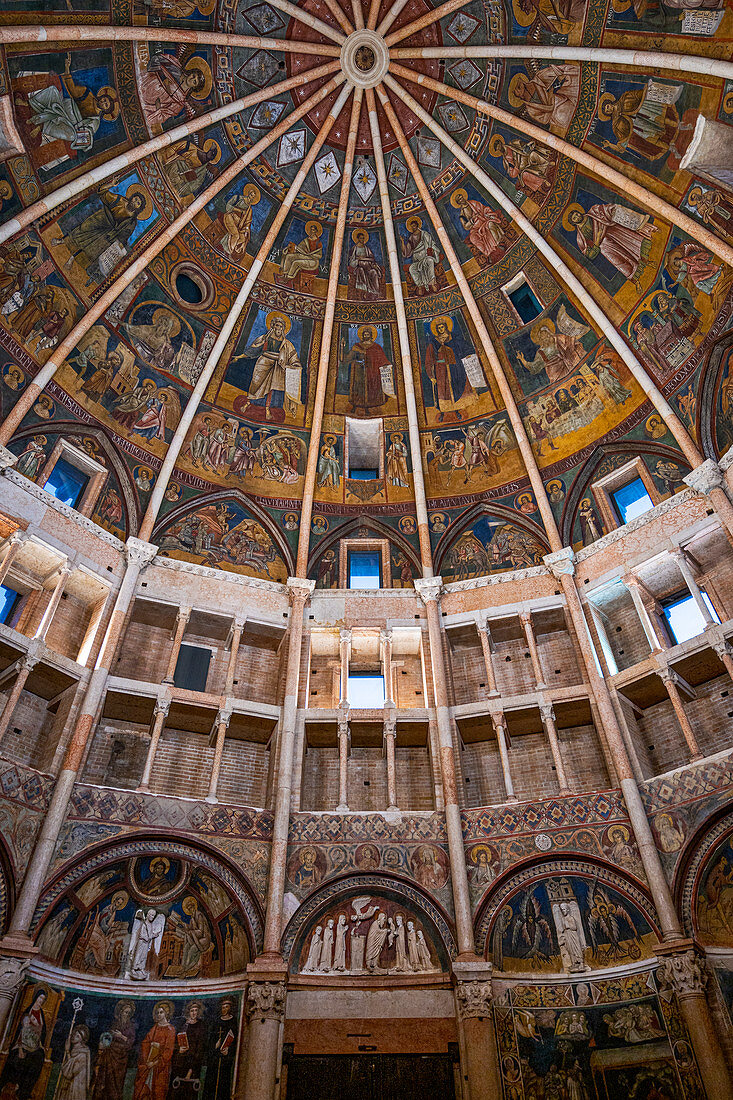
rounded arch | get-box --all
[31,834,265,973]
[675,805,733,944]
[281,872,457,976]
[434,501,548,580]
[307,514,422,582]
[697,327,733,462]
[474,855,660,971]
[0,832,15,939]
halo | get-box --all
[305,220,323,238]
[184,56,213,100]
[530,317,555,344]
[561,203,585,232]
[97,86,120,122]
[469,843,493,864]
[125,184,153,222]
[182,896,198,915]
[151,307,181,339]
[357,324,377,342]
[149,855,170,874]
[488,134,506,159]
[323,434,336,444]
[430,315,453,337]
[265,310,291,334]
[153,1000,175,1021]
[450,188,468,209]
[598,93,616,120]
[351,227,369,243]
[203,138,222,164]
[242,183,261,205]
[406,216,421,231]
[110,889,129,911]
[686,186,704,209]
[507,73,529,109]
[36,434,48,446]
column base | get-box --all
[335,803,350,813]
[558,787,572,797]
[247,953,288,980]
[0,932,37,957]
[505,795,519,804]
[387,804,399,812]
[205,794,218,804]
[137,784,150,794]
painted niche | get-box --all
[35,854,251,981]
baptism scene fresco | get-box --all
[0,980,242,1100]
[0,0,730,580]
[34,854,252,981]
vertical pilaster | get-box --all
[519,610,546,688]
[625,576,665,652]
[0,651,40,743]
[0,532,26,588]
[453,961,502,1100]
[659,669,701,761]
[336,706,350,813]
[138,696,172,792]
[477,620,499,697]
[241,980,287,1100]
[491,714,516,803]
[207,707,231,803]
[384,707,397,810]
[539,703,570,795]
[381,628,394,704]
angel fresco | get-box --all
[514,304,591,390]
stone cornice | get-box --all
[4,471,125,551]
[152,554,286,592]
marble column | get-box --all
[659,669,701,761]
[490,714,516,803]
[336,705,350,813]
[138,696,172,792]
[477,620,499,698]
[519,610,546,688]
[241,980,287,1100]
[625,576,665,652]
[225,616,245,696]
[0,538,157,1026]
[657,947,733,1100]
[453,961,502,1100]
[670,547,716,626]
[0,651,39,743]
[338,628,351,706]
[162,605,191,685]
[206,706,231,803]
[384,707,397,810]
[539,702,570,795]
[0,532,26,588]
[381,628,394,704]
[34,563,71,642]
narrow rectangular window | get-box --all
[507,281,543,324]
[44,457,89,509]
[348,549,381,589]
[611,477,653,524]
[173,643,212,692]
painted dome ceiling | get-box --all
[1,0,732,586]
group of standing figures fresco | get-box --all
[0,983,239,1100]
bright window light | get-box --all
[349,549,381,589]
[508,281,542,324]
[348,673,385,708]
[350,469,379,481]
[0,584,21,626]
[44,458,89,509]
[611,477,653,524]
[663,591,719,645]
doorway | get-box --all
[285,1053,457,1100]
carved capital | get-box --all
[710,636,732,662]
[543,547,576,580]
[455,979,493,1019]
[287,577,315,606]
[19,653,39,674]
[339,628,352,646]
[125,537,159,570]
[216,707,232,729]
[176,605,192,627]
[683,460,725,498]
[539,703,555,724]
[0,446,17,473]
[0,956,30,1001]
[659,667,682,689]
[657,949,708,997]
[154,698,171,719]
[414,577,445,605]
[246,980,286,1022]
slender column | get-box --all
[33,564,71,641]
[162,606,191,685]
[0,958,30,1037]
[225,616,245,696]
[670,547,716,626]
[351,0,364,28]
[336,708,350,812]
[0,532,26,587]
[587,602,617,676]
[138,697,172,793]
[366,0,382,28]
[545,549,684,942]
[377,0,410,34]
[0,77,346,447]
[416,580,475,956]
[625,576,665,653]
[242,982,287,1100]
[453,964,502,1100]
[491,714,516,803]
[709,635,733,688]
[0,22,343,50]
[260,579,314,957]
[656,948,733,1100]
[388,64,733,268]
[0,539,157,995]
[384,709,398,811]
[0,652,39,743]
[659,669,701,761]
[519,610,546,689]
[539,703,570,796]
[685,460,733,546]
[206,707,231,803]
[381,629,394,704]
[339,628,351,706]
[477,621,499,698]
[0,61,340,249]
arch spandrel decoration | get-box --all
[678,810,733,947]
[476,860,659,975]
[31,839,263,979]
[282,875,456,978]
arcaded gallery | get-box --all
[0,0,732,1098]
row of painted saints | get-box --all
[299,897,439,976]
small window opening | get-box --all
[348,672,386,708]
[45,457,89,508]
[507,280,543,324]
[175,271,204,304]
[611,477,653,524]
[662,590,719,645]
[348,549,381,590]
[347,418,381,479]
[0,584,21,625]
[173,643,211,693]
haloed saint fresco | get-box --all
[0,982,241,1100]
